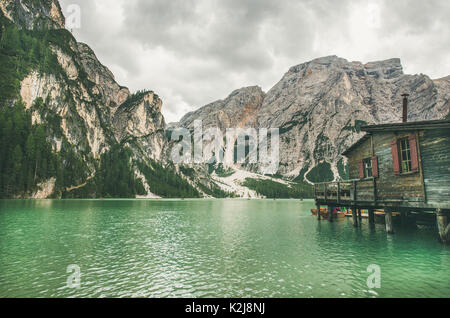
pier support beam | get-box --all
[368,208,375,226]
[317,204,321,221]
[400,211,407,227]
[436,208,449,245]
[352,207,358,227]
[385,208,394,234]
[328,205,334,222]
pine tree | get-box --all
[12,145,23,192]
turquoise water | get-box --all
[0,199,449,298]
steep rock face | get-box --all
[18,41,114,159]
[0,0,64,30]
[77,43,130,114]
[433,75,450,113]
[113,91,166,161]
[179,86,265,130]
[174,86,266,186]
[1,0,169,197]
[258,56,449,180]
[180,56,450,182]
[3,0,449,197]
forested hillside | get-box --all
[0,7,201,198]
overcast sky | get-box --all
[60,0,450,123]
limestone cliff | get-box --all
[2,0,449,198]
[179,86,265,130]
[0,0,169,198]
[0,0,64,30]
[177,56,450,183]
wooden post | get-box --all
[351,181,356,201]
[337,182,341,204]
[373,178,377,202]
[416,131,427,203]
[328,205,334,222]
[400,211,407,227]
[368,208,375,225]
[352,206,358,227]
[385,208,394,234]
[317,204,321,221]
[436,208,449,245]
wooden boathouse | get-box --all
[314,95,450,244]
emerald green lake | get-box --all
[0,199,449,298]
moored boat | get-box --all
[311,207,346,219]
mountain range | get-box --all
[0,0,449,199]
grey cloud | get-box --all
[59,0,450,122]
[120,0,355,68]
[61,0,142,75]
[379,0,450,34]
[121,0,280,70]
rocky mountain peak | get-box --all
[434,75,450,83]
[0,0,176,198]
[228,85,264,98]
[363,58,403,79]
[287,56,404,80]
[179,85,265,130]
[181,55,450,181]
[2,0,448,198]
[0,0,65,30]
[113,90,165,143]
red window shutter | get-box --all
[391,139,400,175]
[358,160,364,179]
[371,156,379,178]
[409,133,419,172]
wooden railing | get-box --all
[314,178,377,203]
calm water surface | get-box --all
[0,199,449,298]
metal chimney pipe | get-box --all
[402,93,409,123]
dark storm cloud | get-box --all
[59,0,450,122]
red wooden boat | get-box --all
[311,207,346,219]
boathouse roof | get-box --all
[342,119,450,156]
[361,119,450,132]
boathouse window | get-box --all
[358,156,378,179]
[391,134,419,175]
[363,158,372,178]
[399,137,412,173]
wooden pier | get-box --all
[313,114,450,244]
[314,179,449,240]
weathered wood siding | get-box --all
[420,128,450,206]
[373,132,424,202]
[346,131,425,204]
[356,179,375,201]
[347,137,371,180]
